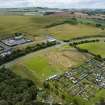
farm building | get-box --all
[47,36,56,42]
[0,50,12,57]
[2,36,32,47]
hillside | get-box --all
[0,16,104,40]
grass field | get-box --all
[0,16,104,40]
[8,45,90,85]
[1,16,105,104]
[78,42,105,58]
[0,16,66,39]
[47,24,105,40]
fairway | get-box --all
[78,42,105,58]
[47,24,105,40]
[8,45,90,85]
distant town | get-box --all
[0,7,105,19]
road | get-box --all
[3,36,105,67]
[0,41,12,53]
[4,41,67,67]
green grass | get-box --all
[0,16,104,40]
[10,55,62,86]
[21,55,61,80]
[78,42,105,58]
[8,45,89,85]
[0,16,66,39]
[77,18,105,27]
[47,24,105,40]
[92,89,105,104]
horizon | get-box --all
[0,6,105,10]
[0,0,105,9]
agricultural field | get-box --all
[78,42,105,58]
[77,18,105,27]
[1,15,105,105]
[0,16,66,39]
[47,24,105,40]
[0,16,104,40]
[7,45,90,85]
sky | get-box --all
[0,0,105,9]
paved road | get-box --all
[4,41,67,67]
[0,41,12,53]
[3,36,105,67]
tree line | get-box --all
[45,18,78,28]
[69,39,104,61]
[0,41,57,65]
[69,39,99,46]
[63,35,105,42]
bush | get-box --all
[96,24,102,28]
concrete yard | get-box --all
[0,35,32,57]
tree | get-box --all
[96,24,102,28]
[0,100,8,105]
[0,67,37,105]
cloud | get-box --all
[35,0,105,8]
[0,0,104,8]
[0,0,34,8]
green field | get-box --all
[8,45,90,85]
[0,16,66,39]
[0,16,104,40]
[78,42,105,58]
[2,16,105,104]
[47,24,105,40]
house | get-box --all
[1,50,12,57]
[47,36,56,43]
[14,32,23,40]
[14,35,23,40]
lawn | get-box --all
[78,42,105,58]
[8,45,90,85]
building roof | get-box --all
[47,36,56,42]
